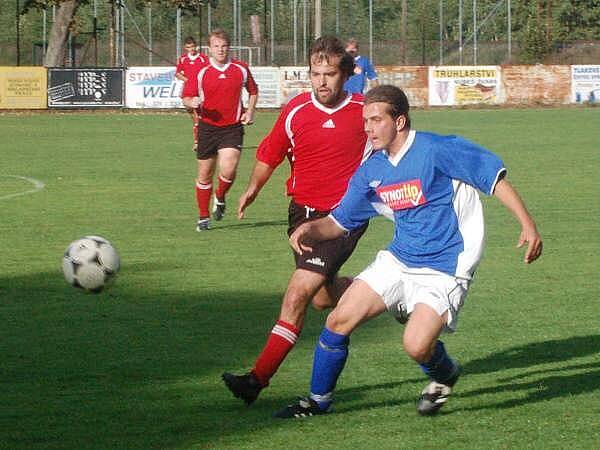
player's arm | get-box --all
[366,59,379,86]
[289,216,345,255]
[237,161,274,219]
[493,177,542,264]
[241,68,259,125]
[175,72,187,82]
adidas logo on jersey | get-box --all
[322,119,335,129]
[218,73,227,79]
[305,257,325,267]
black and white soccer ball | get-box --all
[62,236,120,292]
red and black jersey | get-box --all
[175,52,208,97]
[257,92,370,211]
[197,58,258,127]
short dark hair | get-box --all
[208,28,230,46]
[309,36,354,79]
[345,37,359,48]
[365,85,411,129]
[184,36,196,45]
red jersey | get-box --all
[197,58,259,127]
[257,92,370,211]
[175,52,208,97]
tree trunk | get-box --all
[44,0,79,67]
[401,0,408,64]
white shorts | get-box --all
[356,250,469,332]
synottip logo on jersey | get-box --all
[376,180,426,210]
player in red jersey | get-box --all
[222,36,372,404]
[175,36,208,151]
[183,29,258,231]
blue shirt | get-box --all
[344,55,378,94]
[331,130,506,278]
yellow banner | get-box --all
[0,67,47,109]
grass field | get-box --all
[1,107,599,449]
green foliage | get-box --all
[1,107,600,448]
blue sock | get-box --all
[419,340,459,385]
[309,327,349,411]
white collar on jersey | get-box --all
[310,91,354,115]
[209,57,231,72]
[385,129,416,166]
[188,52,203,61]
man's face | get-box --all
[363,102,400,150]
[309,55,347,108]
[209,36,229,64]
[184,43,197,56]
[345,43,358,57]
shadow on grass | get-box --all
[332,335,600,416]
[211,219,288,231]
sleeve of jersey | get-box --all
[245,68,259,95]
[365,59,378,80]
[436,136,507,195]
[175,58,184,74]
[330,168,379,231]
[255,108,291,168]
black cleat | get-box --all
[196,217,210,232]
[222,372,263,405]
[417,365,461,416]
[274,396,329,419]
[212,196,226,221]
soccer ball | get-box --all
[62,235,120,292]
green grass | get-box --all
[1,107,599,449]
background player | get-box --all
[175,36,208,151]
[222,36,372,405]
[275,85,543,418]
[184,29,258,231]
[343,38,379,94]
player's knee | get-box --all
[325,308,352,334]
[403,337,431,363]
[311,290,335,311]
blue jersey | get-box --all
[344,55,378,94]
[331,130,506,279]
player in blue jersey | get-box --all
[343,38,379,94]
[274,85,543,418]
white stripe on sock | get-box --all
[272,325,298,344]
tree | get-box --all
[43,0,80,67]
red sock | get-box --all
[195,182,212,218]
[193,122,199,144]
[215,175,233,202]
[252,320,300,387]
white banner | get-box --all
[125,66,183,109]
[429,66,501,106]
[242,66,282,108]
[280,66,312,104]
[571,65,600,104]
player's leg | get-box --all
[311,276,353,311]
[195,156,216,231]
[212,146,240,221]
[222,268,327,405]
[274,280,386,418]
[403,277,466,415]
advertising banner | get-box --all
[571,65,600,104]
[429,66,501,106]
[242,66,281,108]
[280,66,312,104]
[376,66,428,107]
[48,68,124,107]
[125,66,183,108]
[0,67,47,109]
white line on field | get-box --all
[0,175,45,200]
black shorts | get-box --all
[196,121,244,160]
[287,201,368,279]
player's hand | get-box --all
[240,111,254,125]
[238,190,257,219]
[289,224,313,255]
[190,97,202,109]
[517,224,543,264]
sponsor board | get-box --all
[0,66,47,109]
[429,66,501,106]
[280,66,312,104]
[571,65,600,104]
[242,66,281,108]
[48,68,124,107]
[125,66,184,108]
